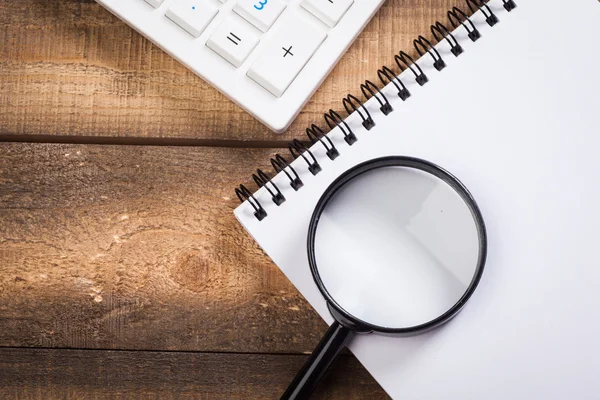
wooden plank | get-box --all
[0,0,464,142]
[0,142,330,353]
[0,348,390,399]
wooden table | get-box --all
[1,0,464,398]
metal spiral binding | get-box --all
[253,169,285,206]
[235,184,267,221]
[271,154,303,191]
[448,7,482,42]
[343,94,375,130]
[414,35,446,71]
[361,80,393,115]
[306,124,339,161]
[378,65,411,101]
[289,139,322,176]
[503,0,517,11]
[431,21,463,57]
[396,50,429,86]
[324,109,357,145]
[236,0,516,221]
[466,0,499,26]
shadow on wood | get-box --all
[0,347,390,399]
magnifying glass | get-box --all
[281,156,487,399]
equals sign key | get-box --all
[207,20,260,68]
[227,32,241,45]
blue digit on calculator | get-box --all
[254,0,268,10]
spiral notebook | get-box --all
[234,0,600,398]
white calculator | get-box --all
[95,0,385,132]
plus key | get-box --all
[282,46,294,57]
[247,16,327,97]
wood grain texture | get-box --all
[0,348,390,399]
[0,142,331,353]
[0,0,465,142]
[0,2,471,396]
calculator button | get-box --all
[233,0,286,33]
[207,19,260,67]
[165,0,218,38]
[301,0,353,28]
[144,0,165,8]
[247,16,326,97]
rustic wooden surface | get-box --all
[0,348,381,399]
[0,144,325,353]
[0,0,468,398]
[0,142,389,398]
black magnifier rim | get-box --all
[307,156,488,335]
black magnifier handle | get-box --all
[280,322,353,400]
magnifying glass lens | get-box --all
[314,165,481,330]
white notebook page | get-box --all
[235,0,600,398]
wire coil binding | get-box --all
[306,124,339,161]
[235,184,267,221]
[466,0,499,26]
[414,35,446,71]
[396,50,429,86]
[324,109,357,145]
[361,80,393,115]
[236,0,516,220]
[378,65,411,101]
[343,94,375,130]
[448,6,481,42]
[431,21,463,57]
[271,154,303,191]
[289,139,322,176]
[253,169,285,206]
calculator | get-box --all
[95,0,385,132]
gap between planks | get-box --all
[0,345,320,357]
[0,134,296,149]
